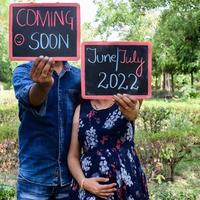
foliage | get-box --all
[150,182,198,200]
[153,6,200,78]
[0,104,18,141]
[0,0,17,87]
[0,26,13,86]
[94,0,161,40]
[179,85,200,99]
[139,106,171,132]
[0,184,15,200]
[135,128,199,182]
[135,99,200,182]
[94,0,200,91]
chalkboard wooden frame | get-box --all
[81,41,152,99]
[9,3,80,61]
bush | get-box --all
[0,104,18,141]
[135,127,200,182]
[179,85,200,99]
[0,184,15,200]
[150,183,198,200]
[137,100,200,133]
[138,106,171,133]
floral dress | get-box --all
[70,101,149,200]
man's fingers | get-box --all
[35,56,49,77]
[30,56,43,77]
[42,57,54,77]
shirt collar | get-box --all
[63,61,71,72]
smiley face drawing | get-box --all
[14,34,25,46]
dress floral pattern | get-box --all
[70,101,149,200]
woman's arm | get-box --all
[67,105,117,199]
[67,105,85,185]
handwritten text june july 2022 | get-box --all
[85,47,146,91]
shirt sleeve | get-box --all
[12,62,47,116]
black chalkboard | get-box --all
[81,42,152,99]
[9,3,80,61]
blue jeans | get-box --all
[17,177,71,200]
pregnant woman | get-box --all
[68,95,149,200]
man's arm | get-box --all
[29,56,54,107]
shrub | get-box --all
[0,184,15,200]
[0,104,18,141]
[137,100,200,133]
[139,106,171,133]
[135,128,200,182]
[179,85,200,99]
[150,185,197,200]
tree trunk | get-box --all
[155,75,158,91]
[161,72,171,92]
[171,73,174,95]
[191,71,194,86]
[170,164,175,182]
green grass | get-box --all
[143,98,200,111]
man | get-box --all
[13,56,141,199]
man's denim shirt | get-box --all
[13,61,81,186]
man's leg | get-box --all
[17,177,53,200]
[54,184,71,200]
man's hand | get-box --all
[30,56,55,89]
[113,94,141,121]
[29,56,55,107]
[83,177,117,199]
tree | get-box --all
[93,0,162,40]
[0,0,12,87]
[153,3,200,88]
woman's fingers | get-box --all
[99,182,117,190]
[114,93,138,110]
[94,177,109,182]
[100,187,117,193]
[113,93,129,109]
[84,177,117,198]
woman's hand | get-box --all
[113,93,141,121]
[82,177,117,199]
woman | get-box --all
[68,94,149,200]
